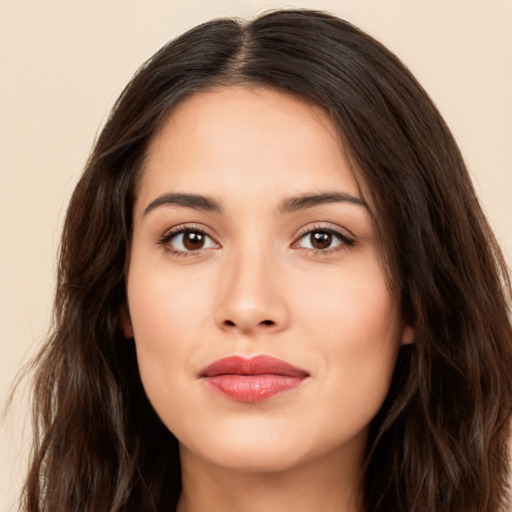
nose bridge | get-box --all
[215,238,288,334]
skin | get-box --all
[124,86,413,512]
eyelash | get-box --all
[157,224,355,257]
[158,224,216,257]
[292,224,355,255]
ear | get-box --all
[120,304,134,339]
[402,324,414,345]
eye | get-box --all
[159,227,219,254]
[294,227,354,253]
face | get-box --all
[125,87,412,474]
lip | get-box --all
[199,355,310,403]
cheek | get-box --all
[297,253,401,348]
[128,255,212,342]
[294,256,402,413]
[126,259,213,412]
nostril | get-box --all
[221,319,276,329]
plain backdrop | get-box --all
[1,0,511,509]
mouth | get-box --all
[199,355,310,403]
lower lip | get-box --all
[204,374,306,403]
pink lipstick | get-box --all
[200,355,309,403]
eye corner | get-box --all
[157,224,221,256]
[291,224,355,254]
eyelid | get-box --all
[157,223,221,255]
[291,223,355,252]
[156,222,354,257]
[294,222,354,239]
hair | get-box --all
[21,8,511,512]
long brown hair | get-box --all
[22,9,512,511]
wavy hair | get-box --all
[22,9,512,512]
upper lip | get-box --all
[199,355,309,378]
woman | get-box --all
[22,9,512,512]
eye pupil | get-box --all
[311,231,332,249]
[183,232,205,250]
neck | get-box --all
[176,445,365,512]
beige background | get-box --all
[1,0,511,509]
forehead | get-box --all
[136,86,365,211]
[150,85,342,152]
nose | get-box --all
[214,246,289,335]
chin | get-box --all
[177,422,313,473]
[190,444,307,473]
[177,418,365,475]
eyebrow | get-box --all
[144,193,222,216]
[278,191,367,214]
[143,190,367,217]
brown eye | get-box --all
[183,231,205,250]
[310,231,332,249]
[294,227,353,253]
[164,229,218,253]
